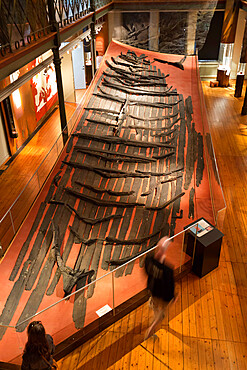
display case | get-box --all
[184,218,224,277]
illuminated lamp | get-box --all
[12,89,21,109]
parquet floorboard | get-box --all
[54,80,247,369]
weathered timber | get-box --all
[125,119,180,131]
[46,185,89,296]
[75,181,135,196]
[49,200,123,225]
[15,231,57,332]
[85,117,118,127]
[189,187,195,219]
[73,132,176,149]
[93,91,125,103]
[120,51,151,64]
[152,150,175,159]
[112,55,148,69]
[105,60,168,80]
[84,107,120,115]
[52,223,95,297]
[196,133,204,187]
[135,166,183,176]
[169,95,186,237]
[172,209,184,219]
[151,127,178,137]
[63,160,150,178]
[103,72,168,88]
[184,123,198,190]
[74,145,156,162]
[75,147,155,163]
[120,51,152,66]
[23,158,76,290]
[154,55,186,70]
[102,103,139,272]
[141,174,182,196]
[46,84,107,298]
[145,191,185,210]
[69,226,103,244]
[127,111,179,122]
[25,229,53,290]
[96,90,180,109]
[20,156,79,315]
[102,71,167,86]
[65,187,145,207]
[114,95,129,136]
[113,79,151,275]
[128,99,180,108]
[9,202,47,281]
[102,79,177,97]
[0,261,31,340]
[105,226,163,245]
[20,203,57,289]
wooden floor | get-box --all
[0,82,246,369]
[56,81,247,369]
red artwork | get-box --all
[30,57,58,122]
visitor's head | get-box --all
[154,236,170,262]
[27,321,46,344]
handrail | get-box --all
[194,49,227,217]
[13,223,197,330]
[0,99,84,227]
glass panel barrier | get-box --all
[10,173,40,232]
[0,212,15,254]
[0,272,114,364]
[36,145,58,187]
[112,229,193,315]
[1,218,223,367]
[0,102,83,252]
[191,52,226,228]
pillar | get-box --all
[187,11,198,55]
[108,11,122,42]
[47,0,67,143]
[149,11,159,51]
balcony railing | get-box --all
[0,0,111,59]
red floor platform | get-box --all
[0,41,223,365]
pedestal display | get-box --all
[234,73,244,97]
[184,218,224,277]
[217,68,229,87]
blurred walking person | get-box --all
[144,236,177,339]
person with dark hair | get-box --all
[21,321,56,369]
[144,236,178,340]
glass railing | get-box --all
[0,95,87,256]
[0,226,197,365]
[193,50,227,230]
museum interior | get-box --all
[0,0,246,369]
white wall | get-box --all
[231,9,247,79]
[61,51,76,102]
[0,114,9,167]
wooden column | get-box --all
[221,0,240,44]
